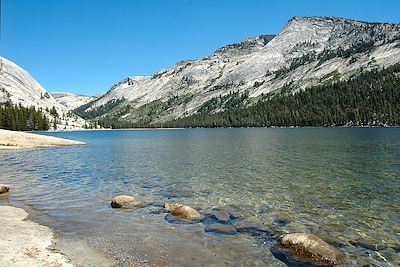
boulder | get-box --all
[110,195,145,209]
[205,224,237,235]
[0,185,9,194]
[280,233,342,265]
[164,202,202,212]
[171,205,203,220]
[164,203,184,212]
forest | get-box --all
[0,102,49,131]
[162,64,400,128]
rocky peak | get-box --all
[266,16,400,59]
[79,17,400,125]
[215,34,275,56]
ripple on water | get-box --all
[0,128,399,266]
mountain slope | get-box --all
[51,92,96,111]
[78,16,400,125]
[0,57,86,130]
[164,64,400,127]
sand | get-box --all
[0,205,73,266]
[0,129,84,149]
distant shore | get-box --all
[45,125,399,134]
[0,129,85,150]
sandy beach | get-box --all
[0,129,85,149]
[0,205,73,266]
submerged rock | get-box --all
[171,205,203,220]
[148,200,165,207]
[274,216,290,227]
[164,213,203,224]
[280,233,342,265]
[212,209,232,223]
[349,238,387,251]
[234,220,275,237]
[215,204,255,219]
[110,195,145,209]
[205,224,237,235]
[0,185,9,194]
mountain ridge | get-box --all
[0,57,86,130]
[50,92,96,111]
[75,16,400,126]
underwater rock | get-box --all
[234,220,275,237]
[216,204,255,219]
[171,205,203,220]
[148,200,165,207]
[349,238,387,251]
[280,233,342,265]
[0,185,9,194]
[110,195,145,209]
[205,224,237,235]
[164,213,203,224]
[234,220,268,232]
[212,209,231,223]
[274,216,290,227]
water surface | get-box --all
[0,128,399,266]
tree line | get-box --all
[163,64,400,128]
[0,102,49,131]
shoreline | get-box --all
[29,125,400,135]
[0,205,74,266]
[0,129,85,150]
[0,204,116,267]
[46,127,186,133]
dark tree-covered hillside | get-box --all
[0,102,49,131]
[163,64,400,128]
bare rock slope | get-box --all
[0,57,86,130]
[79,16,400,124]
[51,92,96,111]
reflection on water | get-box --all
[0,128,399,266]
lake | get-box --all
[0,128,399,266]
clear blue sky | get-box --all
[1,0,399,95]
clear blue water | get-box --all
[0,128,399,266]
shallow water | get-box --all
[0,128,399,266]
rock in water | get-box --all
[205,224,237,235]
[280,233,342,265]
[171,205,203,220]
[212,209,231,223]
[164,203,184,212]
[0,185,9,194]
[164,213,202,224]
[111,195,145,209]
